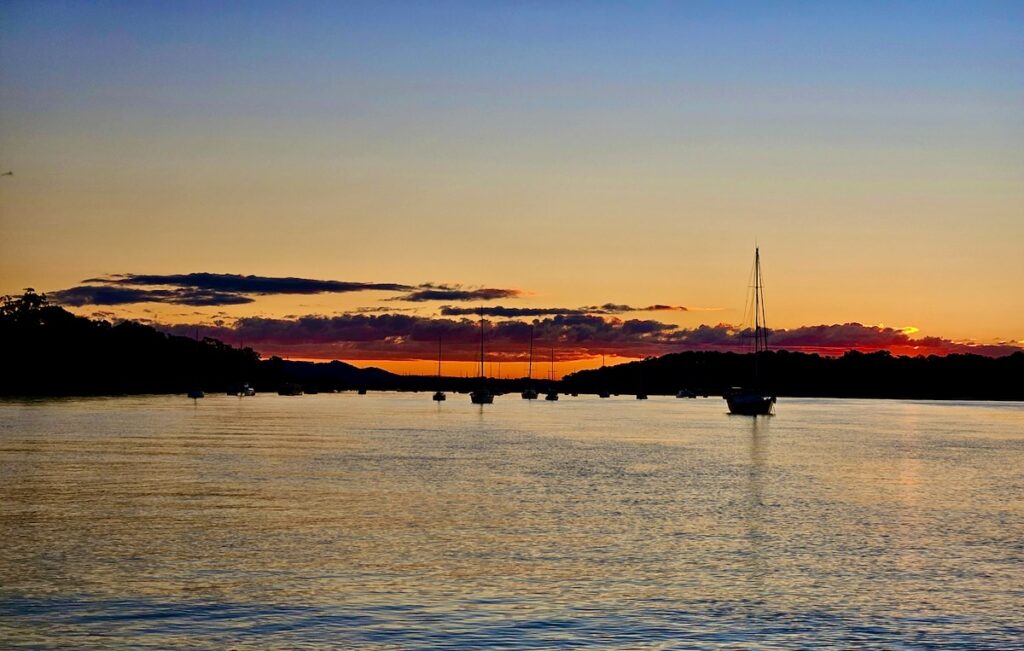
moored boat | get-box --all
[725,247,776,416]
[432,337,446,402]
[470,310,494,405]
[522,325,538,400]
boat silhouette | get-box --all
[521,324,538,400]
[470,310,494,405]
[725,247,777,416]
[432,336,446,401]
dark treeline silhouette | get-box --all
[2,291,1021,400]
[560,350,1024,401]
[0,291,392,396]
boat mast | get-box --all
[527,325,534,381]
[478,309,485,379]
[754,248,761,387]
[549,346,555,382]
[437,336,442,379]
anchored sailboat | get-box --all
[725,247,777,416]
[544,345,558,401]
[470,311,494,405]
[521,324,538,400]
[432,336,446,401]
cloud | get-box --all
[85,273,412,295]
[440,303,691,317]
[51,273,528,307]
[394,285,523,302]
[152,314,1023,362]
[50,285,255,307]
[440,305,588,317]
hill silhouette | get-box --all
[560,349,1024,401]
[0,291,394,396]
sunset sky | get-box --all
[2,1,1022,376]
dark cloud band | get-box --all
[51,286,255,307]
[153,315,1023,362]
[85,273,412,295]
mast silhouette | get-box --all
[432,336,446,401]
[521,324,538,399]
[725,247,776,415]
[544,344,559,400]
[470,309,494,404]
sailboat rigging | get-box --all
[432,336,446,401]
[724,247,777,416]
[544,345,558,401]
[521,324,538,399]
[470,310,494,405]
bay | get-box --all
[1,394,1022,648]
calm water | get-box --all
[1,394,1021,649]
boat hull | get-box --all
[725,392,776,415]
[432,392,446,401]
[521,389,538,400]
[470,391,493,404]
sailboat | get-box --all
[432,337,446,401]
[725,247,777,416]
[521,325,538,399]
[544,345,558,401]
[470,311,494,404]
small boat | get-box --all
[725,247,776,416]
[676,388,696,399]
[227,382,257,397]
[357,388,367,395]
[598,391,610,398]
[278,383,303,396]
[724,387,776,415]
[636,393,648,400]
[432,337,446,401]
[470,389,494,404]
[470,310,494,405]
[521,325,538,400]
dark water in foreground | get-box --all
[1,394,1021,649]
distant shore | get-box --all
[3,292,1021,401]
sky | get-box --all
[1,1,1022,376]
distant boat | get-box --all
[470,310,494,405]
[676,388,696,399]
[636,393,647,400]
[357,388,367,395]
[521,324,538,400]
[544,345,558,401]
[433,336,446,402]
[278,383,303,396]
[227,382,256,397]
[725,247,777,416]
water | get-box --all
[1,394,1021,649]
